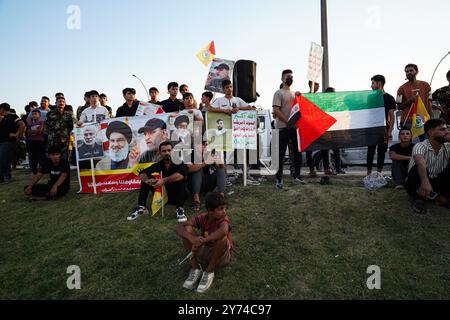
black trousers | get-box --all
[391,160,409,186]
[25,183,69,198]
[138,180,186,208]
[405,164,450,200]
[306,150,330,170]
[28,140,46,174]
[367,143,388,171]
[276,128,302,180]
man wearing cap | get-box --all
[77,125,103,160]
[206,63,230,93]
[137,118,169,163]
[96,121,135,170]
[116,88,140,117]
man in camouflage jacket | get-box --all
[45,96,74,159]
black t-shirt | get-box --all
[142,160,187,180]
[161,98,184,113]
[0,113,21,143]
[116,101,140,117]
[389,142,414,159]
[383,93,396,120]
[40,158,71,190]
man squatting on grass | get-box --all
[24,145,70,200]
[176,192,233,293]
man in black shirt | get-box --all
[116,88,140,117]
[389,127,414,189]
[367,74,397,175]
[160,82,184,113]
[99,93,113,118]
[128,141,187,222]
[0,103,26,183]
[24,145,70,200]
[149,87,162,105]
[76,92,91,121]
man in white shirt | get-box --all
[77,90,110,126]
[405,119,450,214]
[209,80,255,114]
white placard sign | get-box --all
[232,111,257,150]
[307,42,324,83]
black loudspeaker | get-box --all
[233,60,257,103]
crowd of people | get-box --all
[1,65,449,292]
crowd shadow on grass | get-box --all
[1,169,450,299]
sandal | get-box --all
[191,201,200,212]
[412,200,427,214]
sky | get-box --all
[0,0,449,115]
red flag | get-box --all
[295,96,337,151]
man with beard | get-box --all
[128,141,187,222]
[209,119,229,150]
[137,118,168,163]
[45,96,74,160]
[77,126,103,160]
[96,121,135,170]
[397,64,432,136]
[405,119,450,214]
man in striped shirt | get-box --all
[405,119,450,213]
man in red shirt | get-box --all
[176,192,233,293]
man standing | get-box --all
[180,84,190,96]
[96,121,136,170]
[76,92,91,121]
[272,70,304,188]
[161,82,184,113]
[45,96,74,160]
[200,91,213,113]
[116,88,140,117]
[99,93,113,118]
[432,70,450,125]
[26,109,46,174]
[0,103,26,183]
[389,127,414,189]
[367,75,396,175]
[149,87,162,105]
[128,141,187,222]
[78,90,110,125]
[210,80,254,113]
[405,119,450,214]
[24,145,70,200]
[397,64,432,128]
[77,126,103,160]
[54,93,74,114]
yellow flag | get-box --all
[411,96,430,139]
[150,173,168,216]
[196,41,216,66]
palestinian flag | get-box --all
[296,90,386,151]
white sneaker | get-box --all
[183,269,202,290]
[196,271,214,293]
[176,207,187,223]
[294,177,306,185]
[247,176,260,186]
[127,206,149,221]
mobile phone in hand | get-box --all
[428,191,438,200]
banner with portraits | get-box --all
[77,111,256,194]
[204,58,235,94]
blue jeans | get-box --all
[0,141,15,180]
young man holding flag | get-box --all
[272,69,304,189]
[127,141,187,222]
[397,64,432,141]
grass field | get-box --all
[1,168,450,300]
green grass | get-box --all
[1,169,450,299]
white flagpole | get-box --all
[90,158,97,194]
[160,171,164,218]
[243,149,247,187]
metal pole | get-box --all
[132,74,151,102]
[321,0,330,92]
[430,51,450,87]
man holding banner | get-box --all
[128,141,187,222]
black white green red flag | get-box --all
[294,90,386,151]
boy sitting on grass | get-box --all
[24,145,70,200]
[176,192,233,293]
